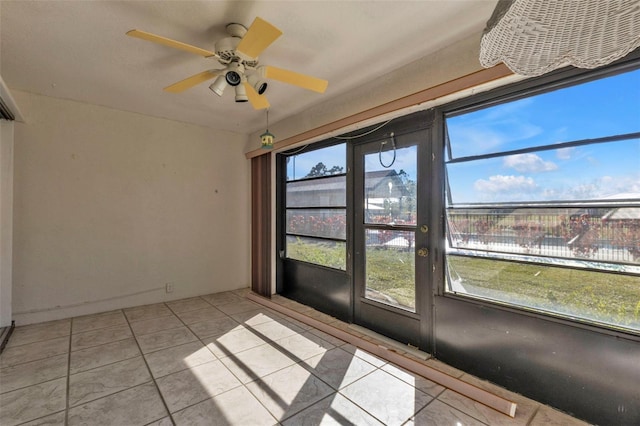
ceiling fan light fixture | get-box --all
[225,71,241,86]
[225,61,244,87]
[209,75,227,96]
[234,84,249,102]
[247,73,268,95]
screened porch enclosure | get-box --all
[275,53,640,425]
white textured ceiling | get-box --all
[1,1,498,134]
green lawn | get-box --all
[448,256,640,330]
[365,249,415,309]
[286,238,346,270]
[286,239,416,308]
[287,239,640,331]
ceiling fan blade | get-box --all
[127,29,217,58]
[164,70,222,93]
[244,82,270,110]
[235,17,283,60]
[264,66,328,93]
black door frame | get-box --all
[277,110,438,351]
[350,110,436,351]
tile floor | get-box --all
[0,289,590,426]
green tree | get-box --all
[306,162,344,177]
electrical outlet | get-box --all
[165,283,174,293]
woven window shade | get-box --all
[480,0,640,76]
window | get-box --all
[444,66,640,332]
[284,143,347,270]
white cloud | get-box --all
[568,184,598,200]
[539,174,640,201]
[584,175,640,199]
[503,153,558,173]
[474,175,537,193]
[556,147,575,160]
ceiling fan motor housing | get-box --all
[215,37,241,63]
[215,35,259,69]
[225,23,247,38]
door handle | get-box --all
[417,248,429,257]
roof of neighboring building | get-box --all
[287,170,411,197]
[602,207,640,220]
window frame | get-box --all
[436,52,640,339]
[280,140,349,271]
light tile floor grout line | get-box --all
[206,300,295,422]
[257,295,505,425]
[526,404,543,426]
[232,307,412,425]
[68,349,140,375]
[63,303,381,425]
[163,296,229,422]
[164,297,257,420]
[122,303,177,426]
[213,296,362,423]
[1,291,592,426]
[330,367,385,424]
[65,317,73,426]
[0,306,476,421]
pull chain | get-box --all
[379,132,396,168]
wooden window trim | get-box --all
[245,64,512,159]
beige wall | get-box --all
[12,91,250,324]
[247,32,487,151]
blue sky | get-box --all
[286,143,345,180]
[287,67,640,203]
[446,68,640,203]
[365,146,417,181]
[286,142,418,182]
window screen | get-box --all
[284,143,347,270]
[444,66,640,333]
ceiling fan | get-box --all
[127,17,328,110]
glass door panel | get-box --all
[353,128,429,348]
[364,146,417,225]
[365,229,416,311]
[362,145,418,311]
